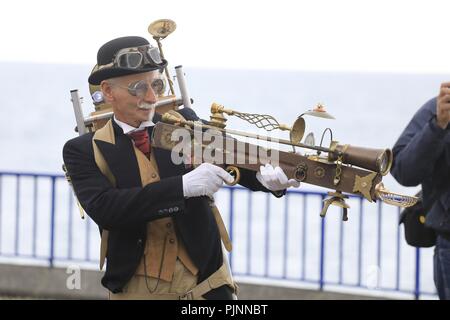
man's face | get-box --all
[102,70,159,127]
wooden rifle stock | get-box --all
[151,122,382,202]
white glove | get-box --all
[182,163,234,198]
[256,163,301,191]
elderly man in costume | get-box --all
[63,36,300,299]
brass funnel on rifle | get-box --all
[210,102,306,146]
[148,19,177,95]
[301,103,335,119]
[210,102,336,144]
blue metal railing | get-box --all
[0,171,437,299]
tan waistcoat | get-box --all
[132,148,198,281]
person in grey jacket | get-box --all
[391,82,450,299]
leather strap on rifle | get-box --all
[210,202,232,252]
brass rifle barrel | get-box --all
[162,114,332,154]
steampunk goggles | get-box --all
[100,45,164,70]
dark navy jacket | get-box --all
[391,97,450,234]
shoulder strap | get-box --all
[92,119,116,270]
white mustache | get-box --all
[137,102,156,110]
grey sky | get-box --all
[0,0,449,73]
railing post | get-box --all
[396,207,401,291]
[246,190,252,275]
[32,176,38,257]
[414,247,421,300]
[358,198,364,286]
[282,193,289,278]
[228,187,234,270]
[49,177,56,267]
[264,192,270,277]
[68,188,74,260]
[319,195,326,291]
[85,216,91,261]
[338,217,344,285]
[301,194,307,280]
[14,174,20,256]
[377,201,382,269]
[0,175,2,253]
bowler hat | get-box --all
[88,36,167,85]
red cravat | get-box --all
[128,130,150,156]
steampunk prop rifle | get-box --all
[65,18,418,223]
[152,103,418,221]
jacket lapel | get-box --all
[93,115,186,187]
[93,120,141,188]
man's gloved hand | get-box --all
[437,82,450,129]
[182,163,234,198]
[256,163,301,191]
